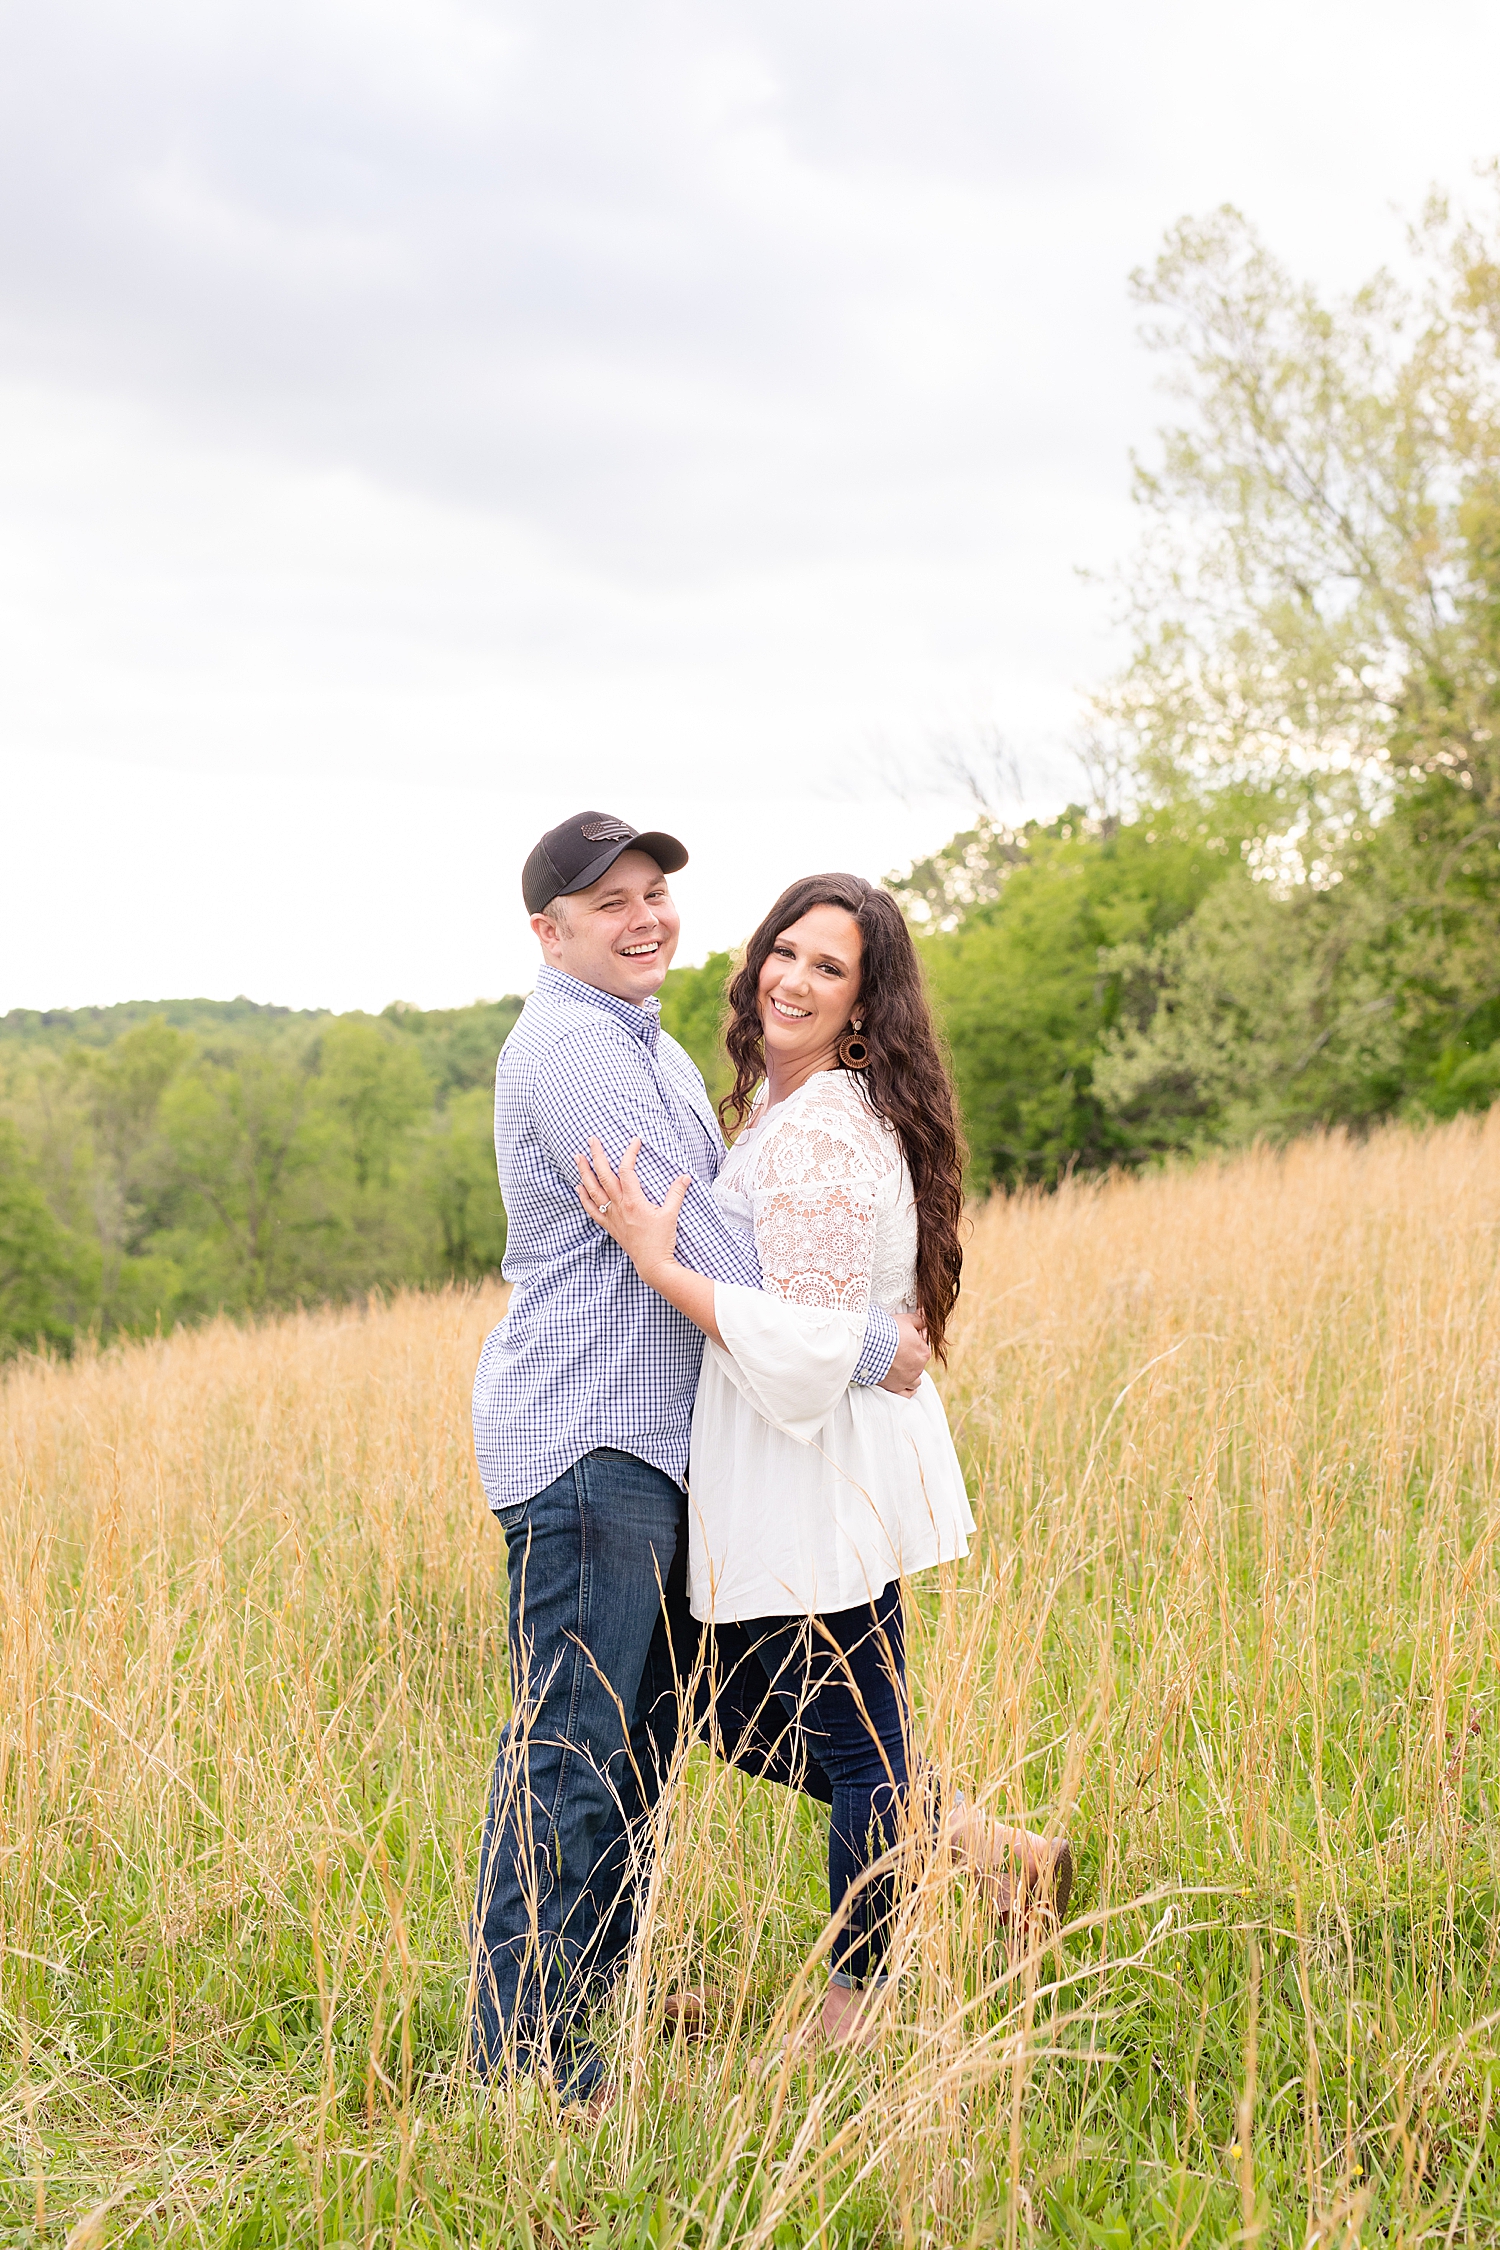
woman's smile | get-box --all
[755,901,864,1102]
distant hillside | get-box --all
[0,994,533,1095]
[0,996,329,1052]
[0,974,738,1357]
[378,999,528,1096]
[0,992,538,1355]
[0,969,731,1097]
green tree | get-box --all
[1093,862,1407,1152]
[887,815,1028,932]
[379,998,525,1097]
[918,811,1239,1189]
[86,1019,191,1177]
[159,1053,322,1312]
[1097,198,1497,803]
[659,952,735,1105]
[314,1020,431,1193]
[417,1086,508,1280]
[83,1019,192,1329]
[0,1118,96,1355]
[1081,185,1500,1142]
[0,998,532,1331]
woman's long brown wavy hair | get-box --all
[720,872,966,1360]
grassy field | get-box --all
[3,1113,1500,2246]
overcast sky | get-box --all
[5,0,1500,1011]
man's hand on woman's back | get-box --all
[880,1313,930,1397]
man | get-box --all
[469,809,930,2106]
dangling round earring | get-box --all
[838,1017,870,1071]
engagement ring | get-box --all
[597,1200,611,1215]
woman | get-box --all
[576,873,1071,2042]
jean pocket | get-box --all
[493,1498,530,1533]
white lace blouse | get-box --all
[688,1067,974,1621]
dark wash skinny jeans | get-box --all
[471,1448,834,2101]
[709,1580,912,1989]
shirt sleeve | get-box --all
[531,1029,896,1379]
[709,1103,900,1438]
[532,1029,760,1287]
[734,1098,898,1382]
[852,1303,898,1385]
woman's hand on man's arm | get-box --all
[574,1138,724,1345]
[533,1032,759,1291]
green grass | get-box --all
[4,1113,1500,2243]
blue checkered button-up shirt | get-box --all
[472,965,899,1510]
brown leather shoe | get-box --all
[1014,1838,1073,1929]
[1036,1838,1073,1925]
[660,1989,708,2037]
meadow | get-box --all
[3,1111,1499,2246]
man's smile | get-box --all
[619,940,661,957]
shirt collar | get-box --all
[535,962,661,1052]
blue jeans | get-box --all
[471,1449,829,2099]
[710,1580,911,1987]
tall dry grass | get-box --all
[3,1113,1499,2244]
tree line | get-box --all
[0,999,518,1354]
[6,178,1500,1352]
[669,184,1500,1192]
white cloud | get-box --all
[3,0,1500,1007]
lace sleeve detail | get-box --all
[754,1184,876,1310]
[745,1081,900,1315]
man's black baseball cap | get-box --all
[522,810,689,917]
